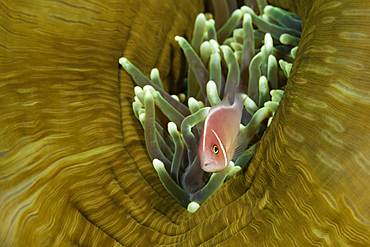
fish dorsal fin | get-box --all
[236,84,248,96]
[228,85,248,106]
[220,93,232,107]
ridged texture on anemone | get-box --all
[1,0,370,246]
[0,0,203,245]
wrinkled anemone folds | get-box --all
[119,2,301,211]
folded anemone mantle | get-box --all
[0,0,370,246]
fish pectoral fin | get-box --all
[230,130,250,160]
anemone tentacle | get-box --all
[121,2,302,210]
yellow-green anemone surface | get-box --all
[1,0,370,246]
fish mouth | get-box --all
[201,163,223,173]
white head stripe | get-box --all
[210,129,228,167]
[202,119,208,151]
[202,105,228,151]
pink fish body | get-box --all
[198,93,245,173]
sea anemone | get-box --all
[3,0,370,245]
[119,2,301,211]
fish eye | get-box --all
[212,144,219,155]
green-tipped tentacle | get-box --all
[280,33,300,46]
[267,54,278,90]
[216,9,242,44]
[209,49,223,97]
[241,14,255,76]
[241,6,301,40]
[279,59,292,78]
[143,91,172,171]
[206,19,217,41]
[263,5,302,31]
[153,159,190,208]
[261,33,273,77]
[150,68,164,90]
[206,80,221,106]
[248,52,263,103]
[120,57,191,117]
[188,14,207,99]
[244,96,259,115]
[191,161,234,204]
[167,122,184,185]
[258,75,270,107]
[220,45,240,97]
[175,36,209,101]
[180,107,210,163]
[152,90,184,128]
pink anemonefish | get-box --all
[198,92,246,173]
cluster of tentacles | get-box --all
[119,3,301,211]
